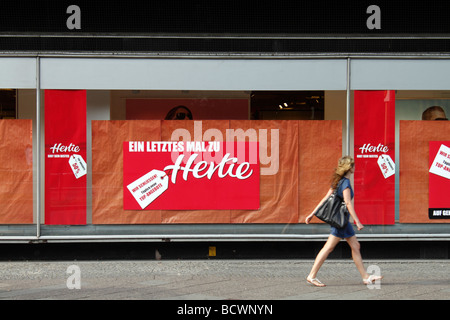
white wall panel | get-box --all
[5,57,450,91]
[40,58,347,90]
[0,58,36,88]
[351,59,450,90]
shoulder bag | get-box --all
[313,180,349,229]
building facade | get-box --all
[0,2,449,245]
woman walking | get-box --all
[305,156,382,287]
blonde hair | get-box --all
[331,156,355,189]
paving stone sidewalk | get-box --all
[0,260,448,300]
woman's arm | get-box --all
[342,188,364,230]
[305,188,334,224]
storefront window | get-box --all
[352,89,450,230]
[396,91,450,225]
[2,57,450,240]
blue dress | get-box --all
[330,178,355,239]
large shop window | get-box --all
[395,91,450,225]
[4,88,448,236]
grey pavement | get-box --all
[0,259,449,300]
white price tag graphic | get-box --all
[127,169,168,209]
[429,144,450,180]
[377,154,395,179]
[69,154,87,179]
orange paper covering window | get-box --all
[0,120,33,224]
[400,121,450,223]
[92,120,341,225]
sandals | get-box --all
[306,275,383,287]
[306,276,326,287]
[363,275,383,285]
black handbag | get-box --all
[314,180,349,229]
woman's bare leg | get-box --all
[345,235,369,279]
[307,234,341,285]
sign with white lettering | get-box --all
[45,90,87,225]
[354,91,396,225]
[429,143,450,180]
[429,141,450,219]
[123,141,260,210]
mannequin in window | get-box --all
[422,106,448,120]
[164,105,193,120]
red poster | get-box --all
[45,90,87,225]
[354,91,395,225]
[429,141,450,219]
[123,141,259,210]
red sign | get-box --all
[45,90,87,225]
[123,141,260,210]
[354,91,395,225]
[429,141,450,219]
